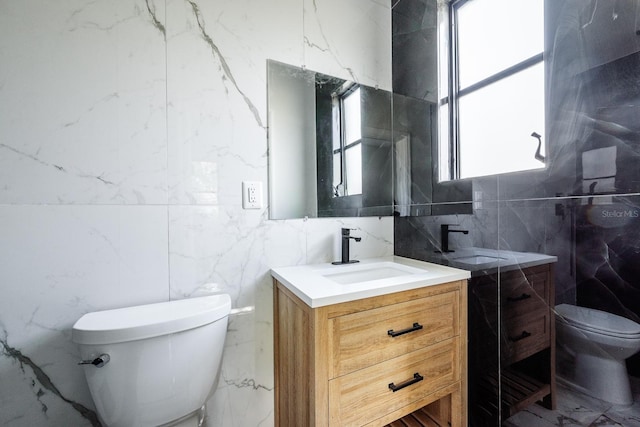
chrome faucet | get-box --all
[332,228,361,265]
[440,224,469,253]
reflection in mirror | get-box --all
[392,0,472,216]
[267,60,393,219]
[394,0,640,425]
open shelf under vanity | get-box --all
[386,404,448,427]
[478,366,551,418]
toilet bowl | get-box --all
[72,294,231,427]
[555,303,640,405]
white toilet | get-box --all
[72,294,231,427]
[555,303,640,405]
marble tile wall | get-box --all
[0,1,393,426]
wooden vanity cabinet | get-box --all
[469,263,556,420]
[273,279,468,427]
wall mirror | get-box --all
[267,60,394,219]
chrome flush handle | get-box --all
[78,354,110,368]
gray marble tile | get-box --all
[504,384,611,427]
[588,415,625,427]
[604,407,640,427]
[504,383,640,427]
[504,411,583,427]
[602,377,640,426]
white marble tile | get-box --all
[168,209,393,426]
[167,207,306,382]
[303,0,392,91]
[165,0,255,205]
[167,206,305,425]
[168,206,308,300]
[0,205,169,425]
[0,1,396,426]
[0,364,94,427]
[206,339,275,427]
[0,205,170,338]
[305,216,394,264]
[165,0,302,206]
[0,0,168,205]
[203,302,275,426]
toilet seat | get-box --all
[555,303,640,339]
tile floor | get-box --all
[504,378,640,427]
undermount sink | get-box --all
[314,262,428,285]
[441,247,559,273]
[451,255,507,265]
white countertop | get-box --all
[271,256,471,308]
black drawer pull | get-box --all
[388,322,423,338]
[388,373,424,392]
[507,293,531,303]
[509,331,532,342]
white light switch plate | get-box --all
[242,181,262,209]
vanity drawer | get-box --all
[329,337,459,426]
[501,271,549,320]
[329,291,459,378]
[503,312,549,363]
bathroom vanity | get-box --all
[436,248,557,421]
[471,263,556,419]
[271,257,470,426]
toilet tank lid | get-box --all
[72,294,231,345]
[555,303,640,336]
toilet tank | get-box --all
[72,294,231,427]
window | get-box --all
[441,0,545,179]
[332,85,363,196]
